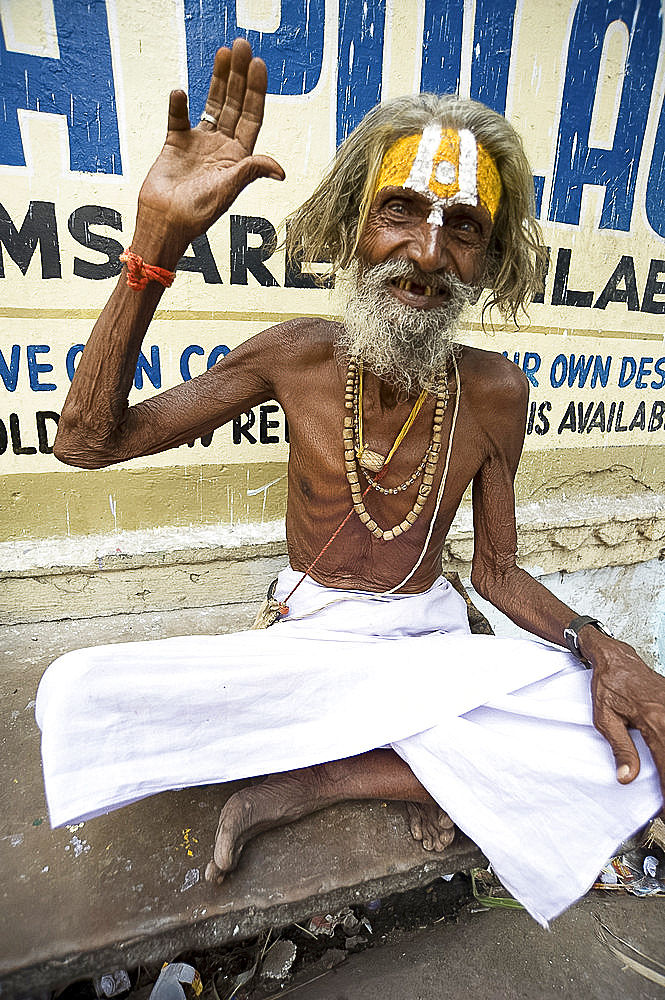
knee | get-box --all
[35,646,108,725]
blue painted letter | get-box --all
[336,0,386,144]
[0,0,121,173]
[184,0,324,113]
[549,0,661,231]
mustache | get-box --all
[358,259,476,298]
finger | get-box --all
[231,154,286,188]
[637,730,665,805]
[218,37,252,138]
[593,704,641,783]
[167,90,191,133]
[234,54,268,152]
[199,47,231,131]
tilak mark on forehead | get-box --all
[375,124,502,224]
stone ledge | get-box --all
[1,804,483,999]
[2,494,664,625]
[1,608,486,999]
[445,492,665,576]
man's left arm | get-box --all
[469,362,665,804]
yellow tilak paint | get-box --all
[375,126,501,221]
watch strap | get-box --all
[563,615,610,664]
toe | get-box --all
[440,812,454,830]
[205,859,225,884]
[405,803,424,841]
[430,831,444,852]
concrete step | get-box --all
[3,491,664,627]
[1,608,484,999]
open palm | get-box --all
[137,39,284,249]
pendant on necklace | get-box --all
[358,448,385,473]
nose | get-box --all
[408,219,451,274]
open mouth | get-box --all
[392,277,441,297]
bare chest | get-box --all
[282,368,485,531]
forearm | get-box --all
[54,40,285,469]
[54,215,187,468]
[470,390,665,794]
[471,560,580,649]
[472,557,656,681]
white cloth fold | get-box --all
[36,567,662,926]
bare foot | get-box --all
[405,801,455,852]
[205,767,330,884]
[204,752,452,884]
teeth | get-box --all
[394,277,435,296]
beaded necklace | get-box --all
[355,367,429,473]
[343,360,450,541]
[361,446,430,494]
[260,354,460,622]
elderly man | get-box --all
[36,40,664,925]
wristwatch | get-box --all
[563,615,613,665]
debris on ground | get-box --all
[258,940,297,981]
[51,875,472,1000]
[642,815,665,853]
[593,912,665,988]
[593,833,665,897]
[468,821,665,910]
[306,907,372,940]
[469,867,524,911]
[93,971,132,998]
[149,964,202,1000]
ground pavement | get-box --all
[3,605,664,999]
[288,894,665,1000]
[1,605,484,998]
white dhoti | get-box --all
[36,568,662,926]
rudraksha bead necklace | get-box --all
[343,360,449,541]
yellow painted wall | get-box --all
[1,0,663,542]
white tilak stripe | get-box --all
[406,123,443,193]
[449,128,478,207]
[427,204,445,226]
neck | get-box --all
[359,364,439,413]
[372,374,414,410]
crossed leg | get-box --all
[205,748,455,883]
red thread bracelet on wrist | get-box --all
[119,249,175,290]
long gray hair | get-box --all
[286,93,547,325]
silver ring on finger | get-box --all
[200,112,217,125]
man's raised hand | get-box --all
[135,38,284,264]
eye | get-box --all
[452,218,480,235]
[383,198,412,218]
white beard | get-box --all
[339,260,474,395]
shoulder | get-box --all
[277,317,341,361]
[458,346,529,412]
[241,317,340,366]
[216,317,340,386]
[457,346,529,462]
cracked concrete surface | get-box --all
[3,494,665,626]
[0,607,484,999]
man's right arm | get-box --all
[54,39,284,469]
